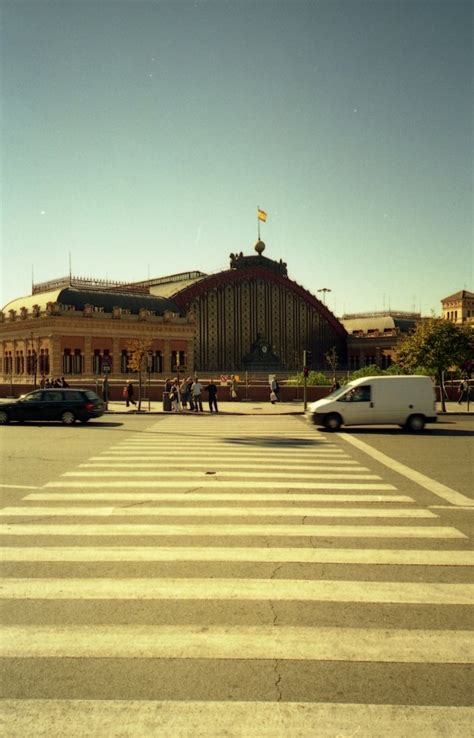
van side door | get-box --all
[337,384,377,425]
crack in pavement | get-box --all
[273,658,283,701]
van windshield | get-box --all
[326,385,348,400]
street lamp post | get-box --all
[317,288,332,305]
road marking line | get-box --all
[103,449,348,457]
[25,493,415,503]
[429,505,474,510]
[0,506,436,519]
[62,470,382,480]
[1,700,472,738]
[2,625,471,662]
[0,484,38,490]
[82,460,364,468]
[340,434,474,507]
[1,578,471,604]
[0,523,464,538]
[1,546,471,565]
[44,481,397,490]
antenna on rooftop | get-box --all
[69,253,72,284]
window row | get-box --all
[1,349,188,375]
[1,350,49,375]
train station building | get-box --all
[0,241,347,386]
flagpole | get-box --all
[257,206,260,241]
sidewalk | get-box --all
[105,399,472,416]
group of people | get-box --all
[39,375,69,388]
[165,376,219,413]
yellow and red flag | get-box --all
[257,209,267,222]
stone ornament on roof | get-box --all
[229,246,288,276]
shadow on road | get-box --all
[225,436,327,447]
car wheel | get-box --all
[405,414,425,432]
[323,413,342,431]
[0,410,10,425]
[61,411,76,425]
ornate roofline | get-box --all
[171,266,347,337]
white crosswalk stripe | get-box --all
[1,415,472,737]
[1,700,472,738]
[2,624,472,662]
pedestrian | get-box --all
[180,376,190,409]
[126,380,137,407]
[457,377,469,404]
[229,375,239,401]
[39,375,46,389]
[331,379,341,393]
[169,379,180,412]
[270,376,280,403]
[60,376,69,388]
[186,376,195,411]
[192,377,203,412]
[164,378,173,393]
[205,380,219,412]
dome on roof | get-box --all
[254,240,266,255]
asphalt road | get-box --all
[0,413,473,736]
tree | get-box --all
[127,339,152,411]
[324,346,339,382]
[396,318,474,411]
[349,364,386,379]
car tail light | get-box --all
[84,402,95,411]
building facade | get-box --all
[342,311,420,370]
[148,244,347,372]
[441,290,474,325]
[0,278,195,386]
[0,244,347,385]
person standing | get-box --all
[170,379,180,412]
[205,380,219,412]
[192,377,203,412]
[180,377,190,409]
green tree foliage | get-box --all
[287,371,331,386]
[127,339,152,411]
[397,319,473,379]
[396,318,473,411]
[349,364,386,379]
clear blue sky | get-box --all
[1,0,472,315]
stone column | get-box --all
[83,335,92,376]
[112,336,120,377]
[49,335,61,377]
[163,339,171,374]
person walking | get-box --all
[270,376,280,403]
[126,380,137,407]
[457,377,469,404]
[192,377,203,412]
[229,375,239,401]
[205,380,219,412]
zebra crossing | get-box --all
[1,415,473,737]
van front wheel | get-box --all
[405,414,425,432]
[324,413,342,431]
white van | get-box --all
[306,375,437,431]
